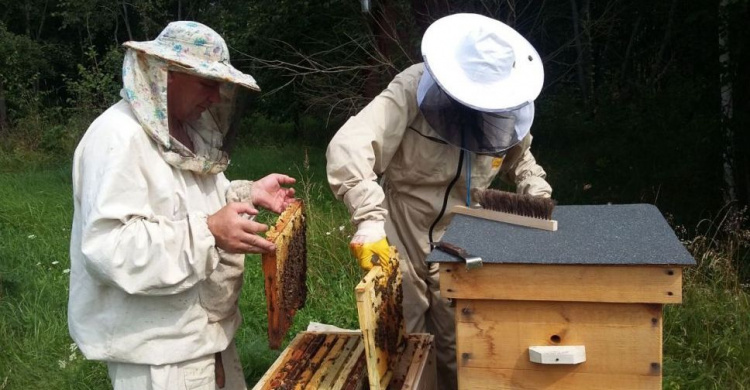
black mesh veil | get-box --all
[417,70,530,155]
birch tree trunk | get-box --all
[122,0,133,41]
[0,79,7,131]
[718,0,737,204]
[570,0,590,109]
[364,1,394,98]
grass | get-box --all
[1,143,748,389]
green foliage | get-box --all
[63,45,123,112]
[0,23,50,119]
[0,107,96,172]
[2,0,748,221]
[233,113,334,148]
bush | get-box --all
[63,45,123,114]
[233,113,334,148]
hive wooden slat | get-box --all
[317,335,360,389]
[279,333,328,387]
[330,340,366,390]
[440,263,683,304]
[398,335,436,390]
[255,333,314,390]
[293,334,338,389]
[304,334,346,389]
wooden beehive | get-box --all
[427,204,696,390]
[262,200,307,349]
[253,332,367,390]
[252,332,435,390]
[254,247,437,389]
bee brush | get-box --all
[451,188,558,231]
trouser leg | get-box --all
[107,362,152,390]
[107,342,246,390]
[386,216,430,335]
[219,341,247,390]
[426,262,457,390]
[383,193,457,389]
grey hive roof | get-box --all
[426,204,696,266]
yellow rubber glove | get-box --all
[350,237,391,271]
[349,220,390,272]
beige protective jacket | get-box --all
[69,100,249,365]
[327,63,551,265]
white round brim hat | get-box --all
[421,13,543,112]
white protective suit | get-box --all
[326,63,552,389]
[69,47,254,389]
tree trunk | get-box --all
[569,0,590,109]
[35,0,48,40]
[620,16,641,83]
[653,0,677,84]
[505,0,517,27]
[718,0,737,204]
[363,1,394,98]
[581,0,593,107]
[24,0,31,37]
[122,0,133,41]
[411,0,450,57]
[0,79,7,131]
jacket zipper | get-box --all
[428,148,464,248]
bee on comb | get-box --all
[262,200,307,349]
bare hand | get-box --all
[251,174,297,213]
[207,203,276,254]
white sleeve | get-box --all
[326,66,422,225]
[499,134,553,198]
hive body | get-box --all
[254,247,436,389]
[428,204,696,389]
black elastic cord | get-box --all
[407,126,448,144]
[428,148,464,249]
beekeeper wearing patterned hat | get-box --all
[68,21,296,390]
[326,13,552,390]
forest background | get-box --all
[0,0,749,388]
[2,0,750,226]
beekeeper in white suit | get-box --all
[68,21,296,389]
[326,13,552,389]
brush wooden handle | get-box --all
[451,205,558,231]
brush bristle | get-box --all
[477,189,555,220]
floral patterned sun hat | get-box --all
[123,21,259,91]
[120,21,255,174]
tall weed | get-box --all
[663,205,750,389]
